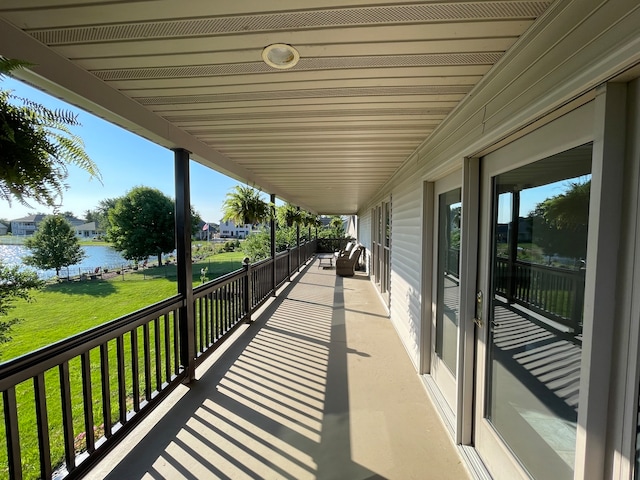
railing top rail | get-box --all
[193,257,275,298]
[0,294,184,390]
[193,267,245,297]
[252,257,272,269]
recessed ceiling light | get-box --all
[262,44,300,70]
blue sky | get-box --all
[0,77,241,225]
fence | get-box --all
[0,239,316,480]
[494,257,585,333]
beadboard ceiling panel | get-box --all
[0,1,553,214]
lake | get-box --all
[0,244,130,279]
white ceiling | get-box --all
[0,1,553,214]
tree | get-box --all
[23,215,86,276]
[276,203,303,227]
[222,185,271,226]
[0,57,101,208]
[0,261,43,351]
[242,227,297,261]
[530,180,590,261]
[85,197,119,235]
[190,207,203,237]
[329,216,345,237]
[108,187,175,266]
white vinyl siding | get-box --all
[387,173,423,369]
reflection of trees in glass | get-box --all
[450,205,461,248]
[529,180,590,263]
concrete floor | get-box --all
[86,259,470,480]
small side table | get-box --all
[317,253,334,268]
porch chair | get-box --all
[336,245,363,277]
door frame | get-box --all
[429,172,463,413]
[371,198,391,306]
[472,84,626,479]
[422,169,478,442]
[611,77,640,479]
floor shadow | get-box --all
[314,275,381,480]
[100,260,379,480]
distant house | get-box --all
[75,222,98,238]
[10,214,86,236]
[10,214,45,236]
[219,219,261,239]
[195,221,219,240]
[0,223,8,235]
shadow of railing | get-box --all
[99,263,377,479]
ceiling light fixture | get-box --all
[262,43,300,70]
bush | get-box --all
[241,227,310,261]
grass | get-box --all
[2,251,245,361]
[0,250,245,479]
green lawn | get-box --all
[1,251,245,479]
[2,251,244,362]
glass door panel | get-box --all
[431,180,461,411]
[486,144,592,479]
[436,188,461,376]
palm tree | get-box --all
[276,203,302,227]
[0,56,101,208]
[221,185,270,226]
[329,215,343,229]
[329,216,345,237]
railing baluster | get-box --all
[154,317,162,392]
[4,386,22,480]
[208,293,214,344]
[164,313,171,383]
[223,285,228,332]
[173,312,180,375]
[81,351,95,453]
[143,322,152,402]
[235,279,239,322]
[495,257,586,329]
[0,297,185,480]
[213,288,220,341]
[131,329,140,412]
[100,343,112,438]
[225,284,230,329]
[59,361,76,472]
[116,335,127,425]
[198,297,204,353]
[34,373,52,479]
[204,295,210,348]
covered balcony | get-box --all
[2,1,640,479]
[84,261,468,480]
[1,248,468,480]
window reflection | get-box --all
[487,143,592,480]
[436,189,461,376]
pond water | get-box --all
[0,244,130,279]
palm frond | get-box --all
[0,57,34,77]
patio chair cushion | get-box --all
[336,241,355,259]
